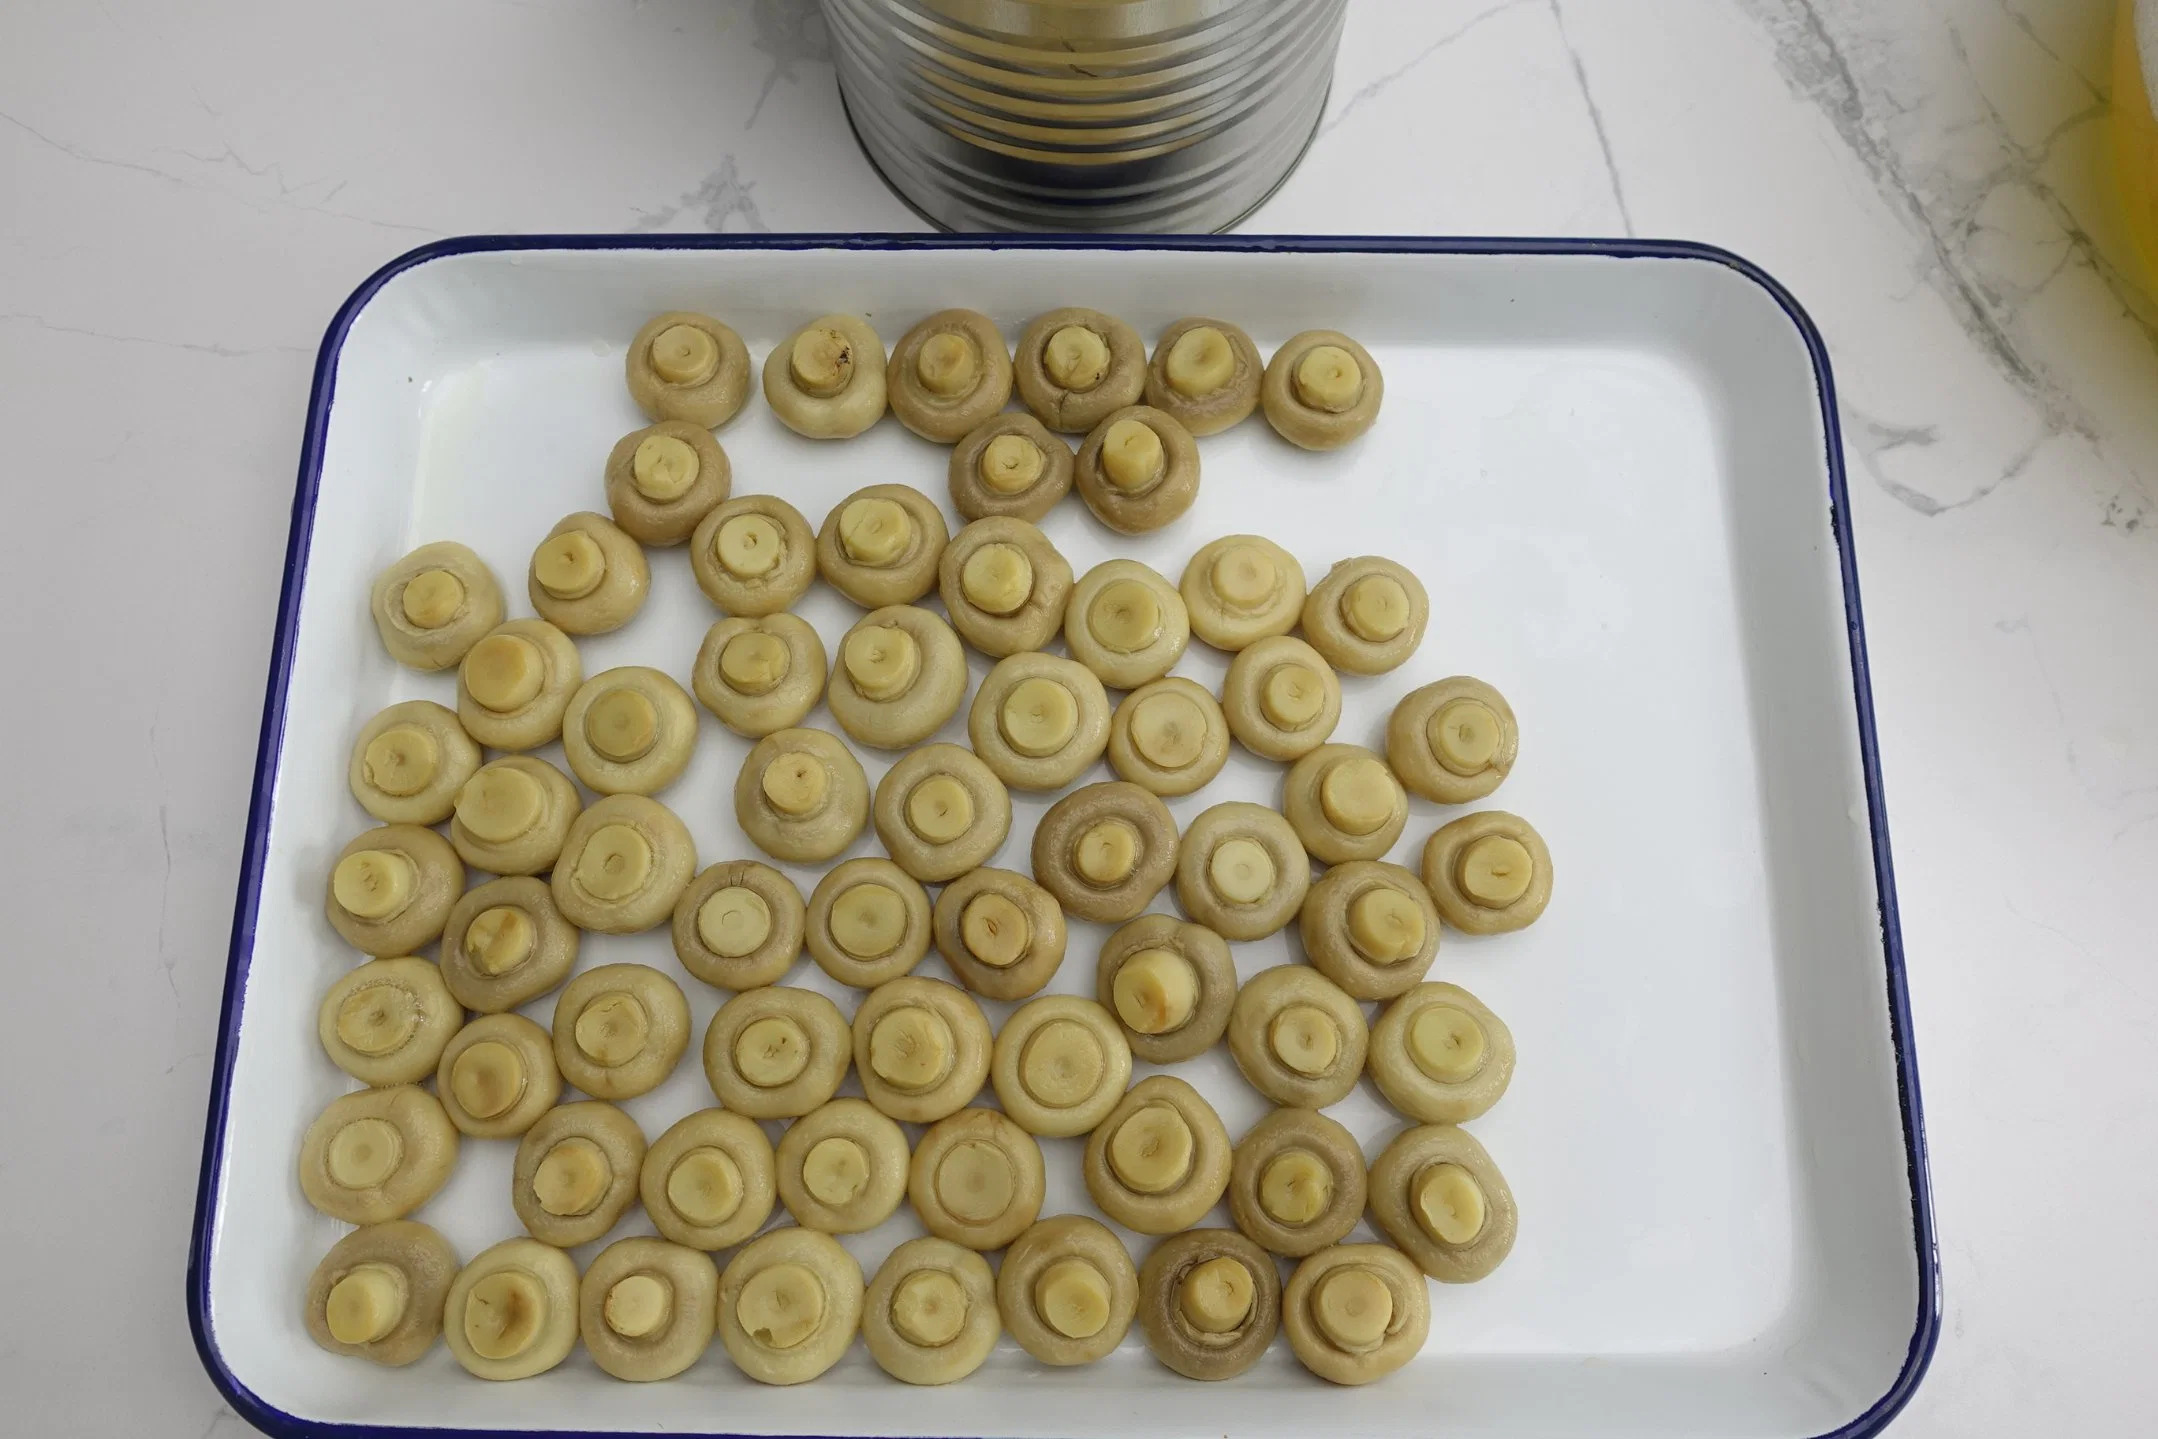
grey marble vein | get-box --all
[1317,0,1532,140]
[629,154,771,233]
[1,106,438,236]
[1549,0,1636,236]
[0,105,188,186]
[2113,810,2158,847]
[0,312,306,359]
[157,140,439,234]
[747,0,832,131]
[1987,0,2107,98]
[1737,0,2155,522]
[1847,403,2039,517]
[1741,0,2046,386]
[1939,24,2115,298]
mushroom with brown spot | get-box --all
[763,314,888,439]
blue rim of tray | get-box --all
[187,231,1939,1439]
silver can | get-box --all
[823,0,1347,232]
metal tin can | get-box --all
[823,0,1347,232]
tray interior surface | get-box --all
[199,243,1920,1439]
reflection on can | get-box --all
[824,0,1348,232]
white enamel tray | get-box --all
[189,236,1936,1439]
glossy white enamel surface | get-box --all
[199,243,1920,1437]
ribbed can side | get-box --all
[825,0,1346,231]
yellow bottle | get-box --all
[2117,0,2158,285]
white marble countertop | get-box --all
[3,1,2153,1434]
